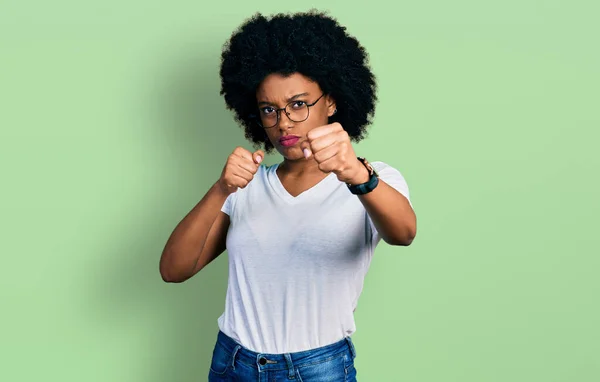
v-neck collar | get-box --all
[269,162,337,205]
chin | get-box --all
[277,147,304,160]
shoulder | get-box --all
[260,163,278,173]
[254,163,277,182]
[369,160,412,204]
[369,161,405,176]
[222,163,273,215]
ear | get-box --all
[326,94,337,117]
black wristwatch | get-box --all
[347,157,379,195]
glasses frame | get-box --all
[252,93,326,128]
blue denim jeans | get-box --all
[208,330,358,381]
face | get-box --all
[255,73,336,160]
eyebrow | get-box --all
[257,93,310,107]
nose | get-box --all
[277,109,294,130]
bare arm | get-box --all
[159,181,230,283]
[359,178,416,246]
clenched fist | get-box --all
[217,146,265,195]
[300,122,368,185]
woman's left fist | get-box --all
[301,123,370,185]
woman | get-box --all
[159,10,417,381]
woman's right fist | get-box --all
[217,147,265,195]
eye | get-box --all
[290,101,306,109]
[260,106,275,115]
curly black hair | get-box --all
[219,10,377,153]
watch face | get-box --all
[359,157,375,176]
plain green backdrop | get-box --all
[1,0,598,381]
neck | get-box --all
[278,157,324,178]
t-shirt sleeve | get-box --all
[220,164,263,216]
[221,191,237,216]
[367,161,413,241]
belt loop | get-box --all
[345,337,357,360]
[284,353,295,379]
[230,345,241,371]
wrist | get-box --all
[347,159,371,185]
[346,157,380,195]
[214,179,233,198]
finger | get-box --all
[313,143,338,164]
[307,122,342,142]
[232,158,259,175]
[233,146,253,161]
[316,155,338,173]
[308,132,338,153]
[300,140,312,159]
[227,173,252,189]
[231,167,254,182]
[252,149,265,164]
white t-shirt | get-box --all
[218,161,412,354]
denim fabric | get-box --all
[208,330,358,381]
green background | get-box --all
[1,1,598,381]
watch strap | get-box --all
[347,157,379,195]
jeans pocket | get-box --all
[209,342,232,375]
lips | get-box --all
[279,135,300,147]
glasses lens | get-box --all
[286,102,309,122]
[260,111,277,128]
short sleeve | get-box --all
[367,161,413,240]
[373,161,412,207]
[221,191,237,216]
[220,164,264,216]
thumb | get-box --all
[300,141,312,159]
[252,150,265,164]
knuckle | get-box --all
[235,146,249,155]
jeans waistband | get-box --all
[215,330,357,374]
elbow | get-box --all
[385,226,417,246]
[159,266,178,283]
[159,254,189,283]
[160,268,188,283]
[160,269,178,283]
[385,236,414,246]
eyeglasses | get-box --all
[251,93,325,128]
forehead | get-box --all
[256,73,321,101]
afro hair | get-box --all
[219,10,377,153]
